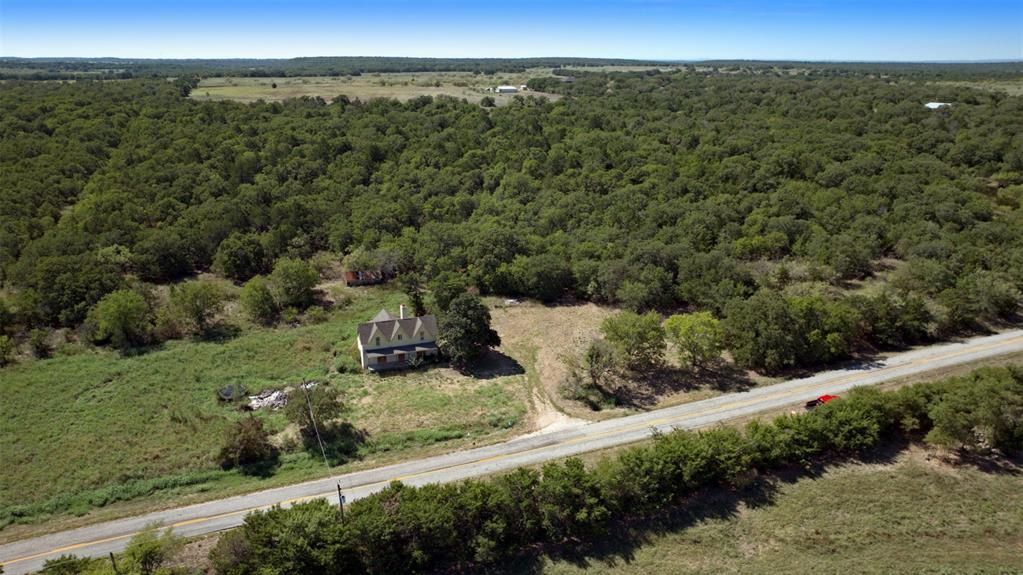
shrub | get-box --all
[536,458,609,541]
[28,328,51,359]
[270,258,320,310]
[123,525,182,575]
[600,311,665,371]
[284,384,343,438]
[210,500,356,575]
[90,289,151,350]
[170,280,225,334]
[309,250,341,279]
[240,276,279,325]
[133,228,193,283]
[218,417,279,474]
[304,306,329,324]
[40,554,96,574]
[0,335,15,366]
[924,367,1023,453]
[663,311,723,370]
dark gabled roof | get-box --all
[357,310,438,346]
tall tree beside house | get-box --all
[429,271,468,313]
[439,293,501,369]
[400,273,427,316]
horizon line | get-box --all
[2,55,1022,65]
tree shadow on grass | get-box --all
[194,322,242,343]
[237,453,281,478]
[612,361,756,409]
[941,450,1022,476]
[464,349,527,380]
[303,421,368,466]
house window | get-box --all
[416,351,425,359]
[377,356,387,365]
[375,337,380,346]
[397,334,402,340]
[397,353,406,363]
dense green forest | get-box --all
[1,67,1022,371]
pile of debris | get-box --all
[244,381,319,411]
[247,389,288,411]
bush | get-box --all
[90,289,151,350]
[28,328,51,358]
[40,554,96,574]
[284,384,343,438]
[663,311,723,370]
[240,276,279,325]
[133,228,193,283]
[600,311,665,371]
[723,289,861,373]
[304,306,329,324]
[536,458,609,541]
[17,253,122,327]
[170,280,225,334]
[925,367,1023,453]
[270,258,319,310]
[211,500,357,575]
[857,290,932,348]
[0,335,15,366]
[123,525,183,575]
[218,417,279,474]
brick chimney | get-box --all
[399,304,407,319]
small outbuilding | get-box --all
[495,85,518,94]
[344,269,387,286]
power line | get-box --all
[301,382,332,473]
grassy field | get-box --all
[509,447,1023,574]
[190,70,564,105]
[0,284,530,535]
[934,79,1023,96]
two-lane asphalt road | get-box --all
[3,329,1022,574]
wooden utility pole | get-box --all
[337,483,346,523]
[109,552,121,575]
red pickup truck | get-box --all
[805,394,839,410]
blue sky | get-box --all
[1,1,1020,61]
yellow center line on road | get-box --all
[5,334,1022,569]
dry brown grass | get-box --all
[490,300,616,422]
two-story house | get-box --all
[356,305,439,371]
